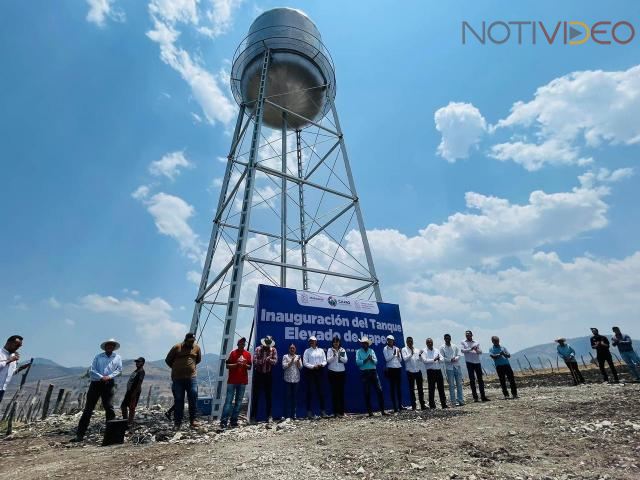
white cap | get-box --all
[386,335,395,341]
[309,336,317,341]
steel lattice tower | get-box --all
[190,8,382,416]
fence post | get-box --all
[146,385,153,409]
[523,354,536,374]
[580,355,587,367]
[556,355,560,370]
[17,393,33,421]
[5,402,17,436]
[41,384,54,420]
[516,359,524,373]
[31,398,42,422]
[53,388,65,415]
[547,358,554,373]
[60,391,71,414]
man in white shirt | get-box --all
[0,335,30,405]
[303,336,327,418]
[383,335,404,412]
[326,336,348,417]
[401,337,426,410]
[461,330,489,402]
[440,333,464,406]
[421,338,448,409]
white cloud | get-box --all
[497,65,640,148]
[86,0,124,27]
[80,293,186,339]
[435,65,640,170]
[389,251,640,352]
[354,176,613,272]
[490,139,592,171]
[47,296,61,309]
[488,65,640,170]
[136,192,205,263]
[146,1,237,126]
[434,102,487,162]
[200,0,244,38]
[149,151,193,180]
[149,0,198,24]
[578,167,634,189]
[187,270,202,285]
[131,185,150,200]
[64,318,76,327]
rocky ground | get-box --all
[1,369,639,480]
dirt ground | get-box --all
[1,372,639,480]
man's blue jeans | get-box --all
[446,365,464,405]
[172,377,197,425]
[621,351,640,380]
[220,383,246,426]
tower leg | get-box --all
[190,104,246,334]
[296,129,309,291]
[211,49,272,413]
[328,97,382,302]
[280,112,287,287]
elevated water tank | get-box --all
[231,8,336,130]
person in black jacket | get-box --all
[590,328,619,383]
[121,357,146,424]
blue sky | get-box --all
[1,0,639,366]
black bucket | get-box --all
[102,419,128,446]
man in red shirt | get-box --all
[219,337,251,429]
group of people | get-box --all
[218,330,521,429]
[73,333,203,440]
[556,327,640,385]
[1,325,638,440]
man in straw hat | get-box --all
[355,336,387,417]
[72,338,122,442]
[556,337,585,385]
[251,335,278,423]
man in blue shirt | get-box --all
[489,336,518,399]
[612,326,640,381]
[355,337,387,417]
[556,338,585,385]
[72,338,122,442]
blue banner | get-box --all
[251,284,407,419]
